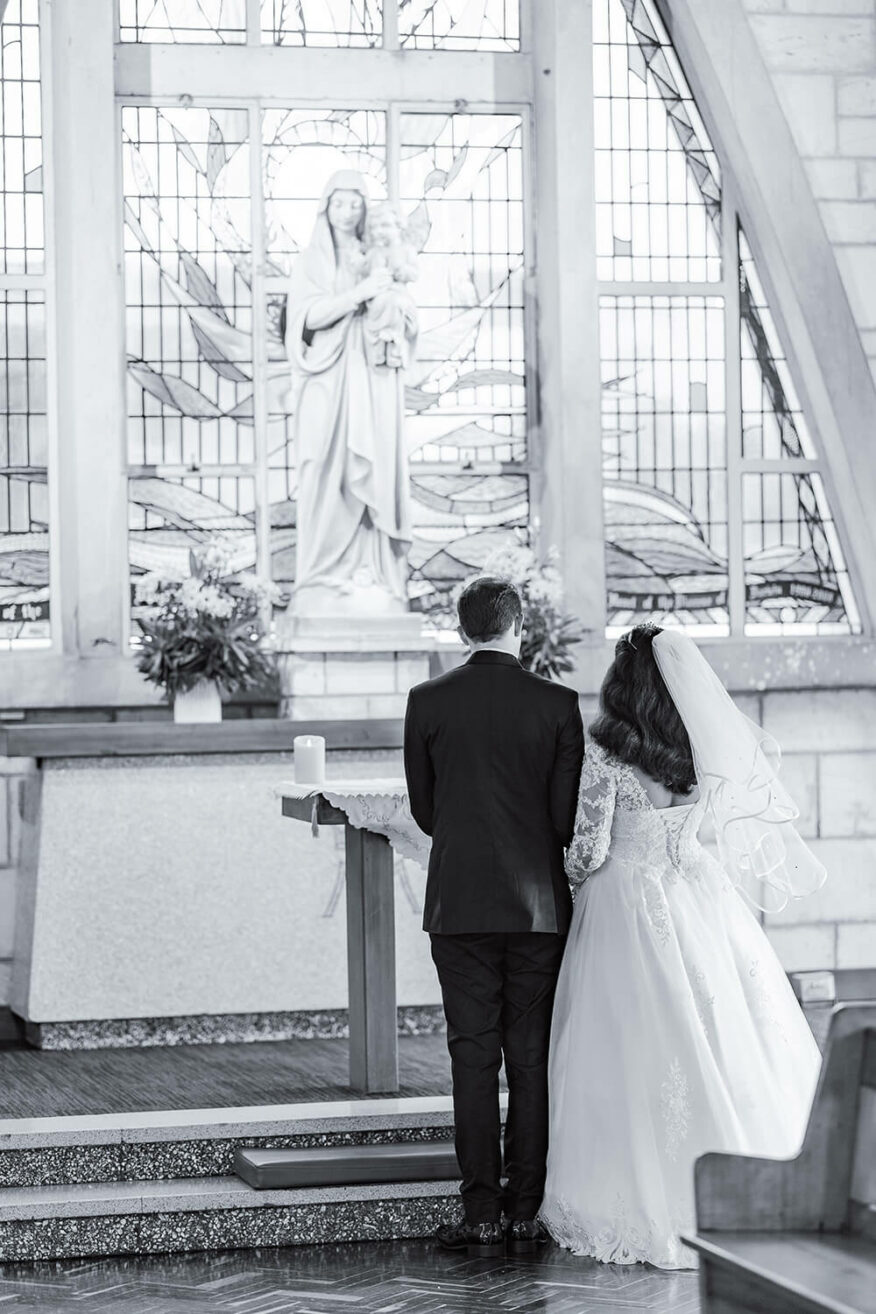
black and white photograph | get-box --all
[0,0,874,1310]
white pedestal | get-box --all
[276,613,443,720]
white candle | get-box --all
[294,734,326,785]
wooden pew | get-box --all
[684,1003,876,1314]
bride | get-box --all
[539,624,825,1269]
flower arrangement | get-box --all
[134,541,280,700]
[463,544,587,680]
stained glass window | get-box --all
[1,1,49,649]
[739,230,858,635]
[118,0,519,50]
[399,1,519,51]
[596,0,860,636]
[1,0,44,275]
[129,474,257,621]
[593,0,720,283]
[119,1,248,43]
[261,1,381,46]
[123,106,256,598]
[399,113,528,616]
[0,290,49,646]
[601,294,728,631]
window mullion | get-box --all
[383,0,399,50]
[249,102,271,589]
[723,190,745,637]
[246,0,261,45]
[387,101,400,204]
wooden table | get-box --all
[281,791,400,1094]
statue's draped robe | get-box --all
[287,193,414,606]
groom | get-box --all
[404,577,585,1256]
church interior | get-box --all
[0,0,875,1308]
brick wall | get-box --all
[759,688,876,970]
[742,0,876,386]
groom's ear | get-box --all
[514,617,523,637]
[456,624,470,648]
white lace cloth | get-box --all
[540,742,821,1270]
[277,778,431,868]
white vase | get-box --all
[173,680,222,723]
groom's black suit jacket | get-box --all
[404,650,585,935]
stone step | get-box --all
[0,1096,460,1190]
[0,1174,460,1263]
[235,1141,460,1189]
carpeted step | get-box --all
[235,1140,460,1189]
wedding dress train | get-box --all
[539,741,821,1269]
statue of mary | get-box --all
[286,170,417,619]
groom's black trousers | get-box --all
[430,930,566,1224]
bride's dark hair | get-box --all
[590,623,696,794]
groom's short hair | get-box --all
[458,577,523,642]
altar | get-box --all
[3,724,442,1052]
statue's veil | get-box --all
[652,629,827,913]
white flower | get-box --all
[198,539,234,573]
[194,584,235,619]
[235,573,282,604]
[178,577,206,613]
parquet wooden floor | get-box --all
[0,1239,700,1312]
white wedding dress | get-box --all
[539,740,822,1269]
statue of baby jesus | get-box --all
[359,203,419,370]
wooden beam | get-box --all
[0,719,404,759]
[281,794,347,825]
[531,0,606,639]
[114,44,533,106]
[344,824,399,1094]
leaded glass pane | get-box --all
[743,471,860,635]
[260,0,381,46]
[407,475,529,615]
[123,106,253,470]
[399,0,519,51]
[119,0,247,43]
[601,294,729,634]
[0,0,44,275]
[400,112,528,617]
[129,473,256,615]
[0,290,49,646]
[739,228,813,460]
[593,0,721,282]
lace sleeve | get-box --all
[565,743,617,889]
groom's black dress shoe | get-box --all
[505,1219,551,1254]
[435,1220,505,1257]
